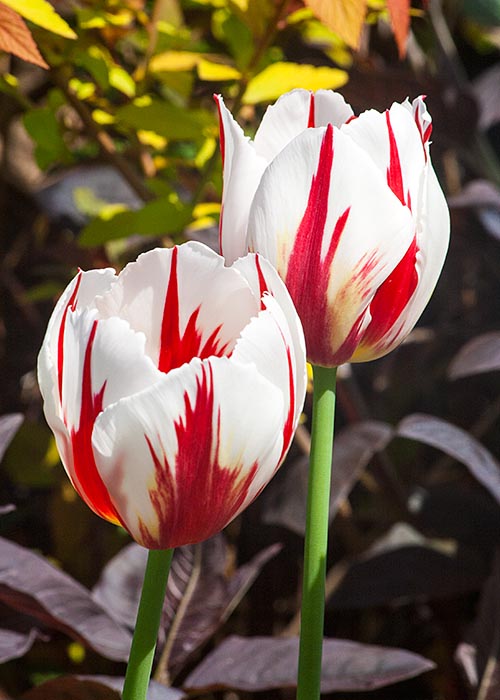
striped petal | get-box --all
[341,101,426,210]
[253,89,354,162]
[92,356,284,549]
[215,95,268,264]
[248,125,414,366]
[232,253,307,458]
[96,242,258,372]
[377,162,450,353]
[46,309,161,522]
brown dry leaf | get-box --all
[0,2,48,68]
[304,0,368,49]
[386,0,410,57]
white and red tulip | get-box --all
[216,89,450,367]
[38,242,306,549]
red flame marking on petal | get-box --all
[360,235,419,349]
[307,92,315,128]
[70,320,121,524]
[57,272,82,404]
[255,256,269,311]
[214,95,225,167]
[139,363,258,549]
[285,125,350,365]
[158,247,230,374]
[279,344,295,463]
[385,111,405,206]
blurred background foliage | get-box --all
[1,0,500,698]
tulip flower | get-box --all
[38,242,306,550]
[215,89,450,367]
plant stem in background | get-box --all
[296,364,337,700]
[122,548,174,700]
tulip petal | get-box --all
[50,309,161,522]
[232,253,307,457]
[385,164,450,350]
[342,102,426,210]
[92,357,284,549]
[38,269,117,414]
[253,89,354,162]
[96,243,258,372]
[248,125,414,366]
[214,95,268,264]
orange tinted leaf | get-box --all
[0,3,48,68]
[304,0,367,49]
[386,0,410,58]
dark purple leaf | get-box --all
[330,525,487,609]
[262,420,393,535]
[408,483,500,554]
[473,64,500,130]
[448,180,500,210]
[91,542,147,629]
[0,535,131,661]
[448,180,500,241]
[456,550,500,699]
[93,534,280,679]
[0,626,40,664]
[397,414,500,506]
[0,602,46,663]
[19,677,121,700]
[448,332,500,379]
[184,635,435,692]
[0,414,23,463]
[76,676,185,699]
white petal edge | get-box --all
[341,102,426,210]
[254,89,354,163]
[215,95,268,265]
[382,163,450,352]
[232,253,307,438]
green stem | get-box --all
[296,364,337,700]
[122,548,174,700]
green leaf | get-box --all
[243,62,349,105]
[1,0,76,38]
[116,98,216,140]
[23,107,70,169]
[79,197,193,246]
[73,45,110,90]
[212,8,253,69]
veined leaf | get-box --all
[386,0,410,57]
[1,0,76,38]
[243,62,348,105]
[0,4,48,68]
[304,0,367,49]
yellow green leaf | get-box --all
[109,65,136,97]
[149,50,200,72]
[197,58,241,81]
[243,62,348,105]
[1,0,76,38]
